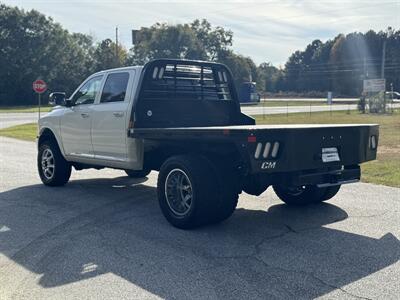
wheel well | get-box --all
[38,128,58,147]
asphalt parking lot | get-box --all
[0,137,399,299]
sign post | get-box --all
[32,79,47,121]
[327,91,333,116]
[327,91,333,105]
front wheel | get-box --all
[38,140,71,186]
[273,184,341,206]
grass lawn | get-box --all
[0,123,37,141]
[0,105,52,113]
[1,110,399,187]
[255,110,400,187]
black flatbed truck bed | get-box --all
[130,123,378,174]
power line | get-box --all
[207,1,399,19]
[115,25,119,63]
[282,62,400,72]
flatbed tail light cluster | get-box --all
[369,135,377,150]
[254,142,280,159]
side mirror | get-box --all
[64,98,73,107]
[49,92,66,106]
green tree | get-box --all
[128,23,205,64]
[93,38,128,72]
[0,4,95,105]
[190,19,233,60]
[217,50,257,93]
[2,3,399,104]
[280,29,400,96]
[283,50,304,92]
[128,19,234,64]
[256,62,283,92]
[127,19,252,93]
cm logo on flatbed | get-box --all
[261,161,276,169]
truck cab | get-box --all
[40,66,144,171]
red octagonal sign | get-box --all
[33,79,47,94]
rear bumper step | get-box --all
[317,179,359,188]
[289,166,361,187]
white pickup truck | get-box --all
[38,59,378,229]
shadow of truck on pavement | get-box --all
[0,176,399,299]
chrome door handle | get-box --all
[113,112,124,117]
[80,113,89,118]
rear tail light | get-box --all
[369,135,377,150]
[248,136,257,143]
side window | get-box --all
[73,75,103,105]
[100,72,130,103]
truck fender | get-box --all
[38,127,67,158]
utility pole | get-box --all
[363,56,368,79]
[381,39,386,79]
[381,27,392,113]
[115,26,119,65]
[381,26,392,79]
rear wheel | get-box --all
[321,185,341,201]
[209,160,239,223]
[38,140,71,186]
[211,192,238,224]
[125,169,150,178]
[157,155,238,229]
[273,184,341,206]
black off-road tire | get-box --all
[321,185,341,201]
[209,160,239,224]
[273,184,341,206]
[38,140,71,186]
[125,169,151,178]
[211,192,239,224]
[242,175,269,196]
[158,154,234,229]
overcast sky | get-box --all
[4,0,400,66]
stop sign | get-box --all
[32,79,47,94]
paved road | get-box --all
[241,103,400,116]
[0,137,399,299]
[261,98,400,103]
[0,113,38,129]
[261,98,358,102]
[241,104,359,116]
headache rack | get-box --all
[132,59,253,128]
[138,59,237,102]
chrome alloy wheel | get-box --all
[165,168,193,216]
[41,148,55,180]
